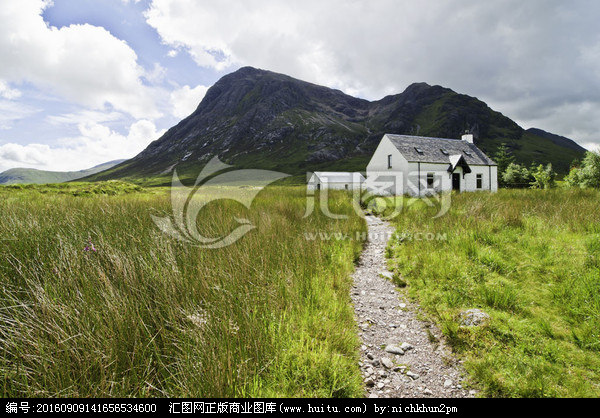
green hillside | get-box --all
[0,160,125,185]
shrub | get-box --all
[565,149,600,188]
[502,163,533,188]
[530,164,556,189]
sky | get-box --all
[0,0,599,172]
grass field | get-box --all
[3,182,599,398]
[0,183,366,397]
[385,188,600,397]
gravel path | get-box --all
[351,215,475,398]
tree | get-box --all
[530,163,556,189]
[566,149,600,188]
[570,158,580,170]
[502,163,533,188]
[564,166,582,187]
[493,143,515,187]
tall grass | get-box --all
[386,188,600,397]
[0,184,366,397]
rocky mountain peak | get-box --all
[83,67,585,184]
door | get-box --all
[452,173,461,191]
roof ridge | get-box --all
[386,133,462,142]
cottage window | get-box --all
[440,149,449,155]
[415,147,424,154]
[388,154,392,169]
[476,174,483,189]
[427,173,435,189]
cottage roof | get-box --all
[385,134,496,166]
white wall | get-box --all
[461,165,498,192]
[405,162,451,196]
[366,135,409,195]
[406,164,498,196]
[307,173,364,191]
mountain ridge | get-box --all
[0,160,126,185]
[83,67,585,184]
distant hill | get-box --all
[525,128,587,153]
[0,160,126,185]
[82,67,586,185]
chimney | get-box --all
[462,130,474,144]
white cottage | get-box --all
[307,172,365,191]
[366,133,497,196]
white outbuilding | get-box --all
[366,133,498,196]
[307,171,366,191]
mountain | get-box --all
[84,67,585,184]
[525,128,586,153]
[0,160,126,185]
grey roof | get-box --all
[385,134,497,166]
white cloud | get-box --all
[46,110,125,126]
[0,100,38,130]
[170,84,208,119]
[0,81,22,100]
[0,120,166,172]
[0,0,160,120]
[0,143,50,166]
[144,63,168,85]
[144,0,600,147]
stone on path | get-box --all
[381,357,394,369]
[384,344,405,355]
[406,371,420,380]
[400,342,414,351]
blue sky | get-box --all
[1,0,599,172]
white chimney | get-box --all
[462,132,474,144]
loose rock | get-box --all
[459,309,491,327]
[381,357,394,369]
[406,371,420,381]
[385,344,405,355]
[400,342,414,351]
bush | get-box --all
[566,150,600,188]
[530,164,556,189]
[502,163,533,188]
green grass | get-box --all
[0,184,366,397]
[386,188,600,397]
[0,181,146,195]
